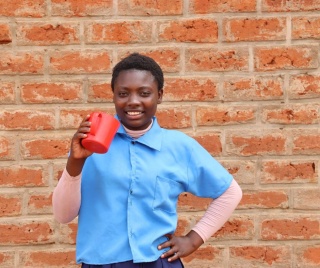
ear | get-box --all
[157,89,163,104]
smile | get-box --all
[126,111,143,115]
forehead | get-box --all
[114,69,156,87]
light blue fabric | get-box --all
[76,116,233,265]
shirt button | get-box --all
[130,190,133,194]
[131,141,135,144]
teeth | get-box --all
[127,112,141,115]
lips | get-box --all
[126,111,143,116]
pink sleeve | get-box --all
[192,179,242,242]
[52,168,81,223]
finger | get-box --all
[160,248,177,259]
[168,252,179,262]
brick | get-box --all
[254,45,318,71]
[226,130,287,156]
[49,50,112,74]
[59,222,77,245]
[0,0,45,17]
[189,0,256,13]
[260,216,320,240]
[229,245,291,266]
[118,48,180,73]
[219,160,256,185]
[0,219,54,245]
[87,80,113,103]
[178,193,212,212]
[59,108,116,129]
[289,74,320,99]
[85,21,152,44]
[164,77,218,102]
[118,0,183,15]
[262,104,318,124]
[0,136,15,160]
[21,137,70,159]
[53,163,65,185]
[0,251,15,267]
[0,193,22,217]
[292,130,320,154]
[27,191,53,214]
[0,165,47,187]
[20,81,83,103]
[223,75,284,101]
[0,110,55,130]
[0,81,15,104]
[212,216,255,240]
[292,16,320,39]
[196,105,256,126]
[293,189,320,210]
[191,132,222,155]
[0,51,44,74]
[262,0,320,12]
[0,24,12,44]
[296,245,320,266]
[223,17,286,42]
[16,23,80,45]
[261,160,317,184]
[51,0,112,17]
[158,19,218,43]
[239,190,288,209]
[186,48,249,72]
[19,249,77,267]
[182,245,225,266]
[156,107,192,129]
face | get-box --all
[113,69,163,131]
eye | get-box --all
[118,91,128,97]
[140,91,151,97]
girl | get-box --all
[53,53,242,268]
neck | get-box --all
[122,119,153,139]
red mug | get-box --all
[81,112,120,154]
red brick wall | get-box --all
[1,0,320,267]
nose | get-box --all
[127,93,140,105]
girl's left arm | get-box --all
[158,179,242,262]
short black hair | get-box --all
[111,53,164,91]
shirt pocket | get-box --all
[153,176,183,214]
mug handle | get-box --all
[90,113,101,136]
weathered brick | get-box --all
[27,191,53,215]
[88,80,113,103]
[191,131,222,155]
[223,75,284,101]
[293,189,320,210]
[189,0,256,13]
[16,23,80,45]
[262,0,320,12]
[85,21,152,44]
[51,0,112,17]
[0,110,55,130]
[0,193,22,217]
[0,51,44,74]
[156,107,192,129]
[158,19,218,43]
[292,130,320,155]
[0,251,15,267]
[0,219,54,245]
[0,136,15,160]
[254,45,318,71]
[118,0,183,15]
[49,50,112,74]
[289,74,320,99]
[262,104,319,124]
[261,160,317,184]
[296,245,320,266]
[260,216,320,240]
[0,81,15,104]
[21,137,70,159]
[292,16,320,39]
[229,245,291,266]
[226,130,287,156]
[20,81,83,103]
[164,77,218,102]
[0,0,45,17]
[223,17,286,42]
[196,105,256,126]
[0,165,47,187]
[219,160,256,185]
[59,222,78,245]
[186,48,249,72]
[178,193,212,212]
[0,24,12,44]
[239,190,288,209]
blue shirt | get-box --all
[76,116,233,264]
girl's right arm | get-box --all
[52,115,93,223]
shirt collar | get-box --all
[115,115,163,151]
